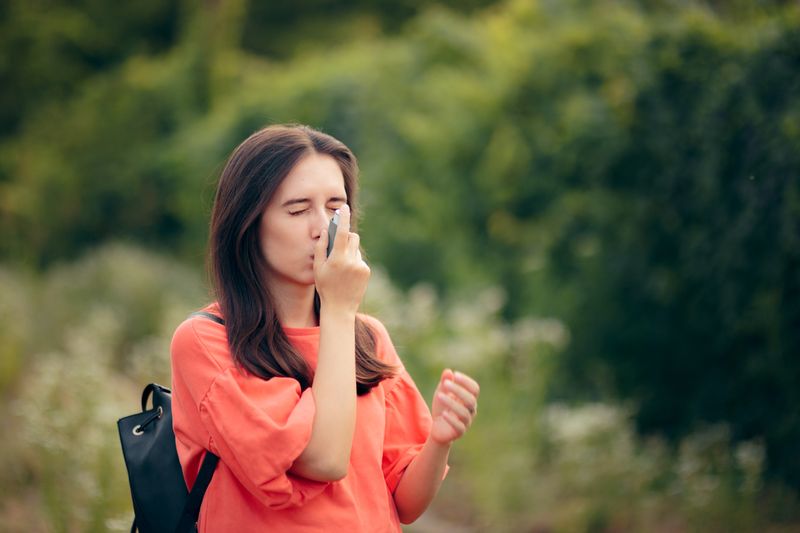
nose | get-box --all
[310,207,329,239]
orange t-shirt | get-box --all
[170,303,437,532]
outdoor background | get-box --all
[1,0,799,531]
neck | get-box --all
[267,280,318,328]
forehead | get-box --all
[273,153,346,201]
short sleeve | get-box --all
[172,319,328,510]
[382,369,434,494]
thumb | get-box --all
[313,224,328,272]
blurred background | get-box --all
[1,0,799,531]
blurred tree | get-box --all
[0,0,180,137]
[557,11,800,488]
[1,0,799,492]
[240,0,500,58]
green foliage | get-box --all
[0,244,208,531]
[2,0,800,525]
[240,0,500,58]
[0,0,180,137]
[356,263,797,531]
[550,5,800,490]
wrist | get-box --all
[319,306,357,323]
[425,435,453,454]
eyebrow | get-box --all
[280,196,347,208]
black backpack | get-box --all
[117,312,223,533]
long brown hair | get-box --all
[209,124,395,395]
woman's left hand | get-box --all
[430,369,480,445]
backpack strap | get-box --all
[176,451,220,532]
[175,310,223,531]
[140,383,170,411]
[190,310,225,325]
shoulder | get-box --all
[358,313,388,337]
[171,305,232,374]
[357,313,392,347]
[357,313,404,369]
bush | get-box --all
[0,244,798,531]
[0,244,206,532]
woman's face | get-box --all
[260,152,348,288]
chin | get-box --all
[267,266,315,288]
[282,274,314,287]
[296,272,316,287]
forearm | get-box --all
[392,437,451,524]
[290,310,356,481]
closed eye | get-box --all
[288,201,345,216]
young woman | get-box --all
[170,124,480,531]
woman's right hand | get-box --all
[313,204,370,315]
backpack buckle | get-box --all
[131,405,163,436]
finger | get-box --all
[444,380,478,414]
[437,368,455,398]
[333,204,351,255]
[453,371,480,397]
[347,232,361,256]
[437,392,472,422]
[443,410,467,435]
[313,223,328,271]
[440,368,455,388]
[356,249,369,269]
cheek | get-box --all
[261,230,283,263]
[260,221,302,264]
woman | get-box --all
[171,124,480,531]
